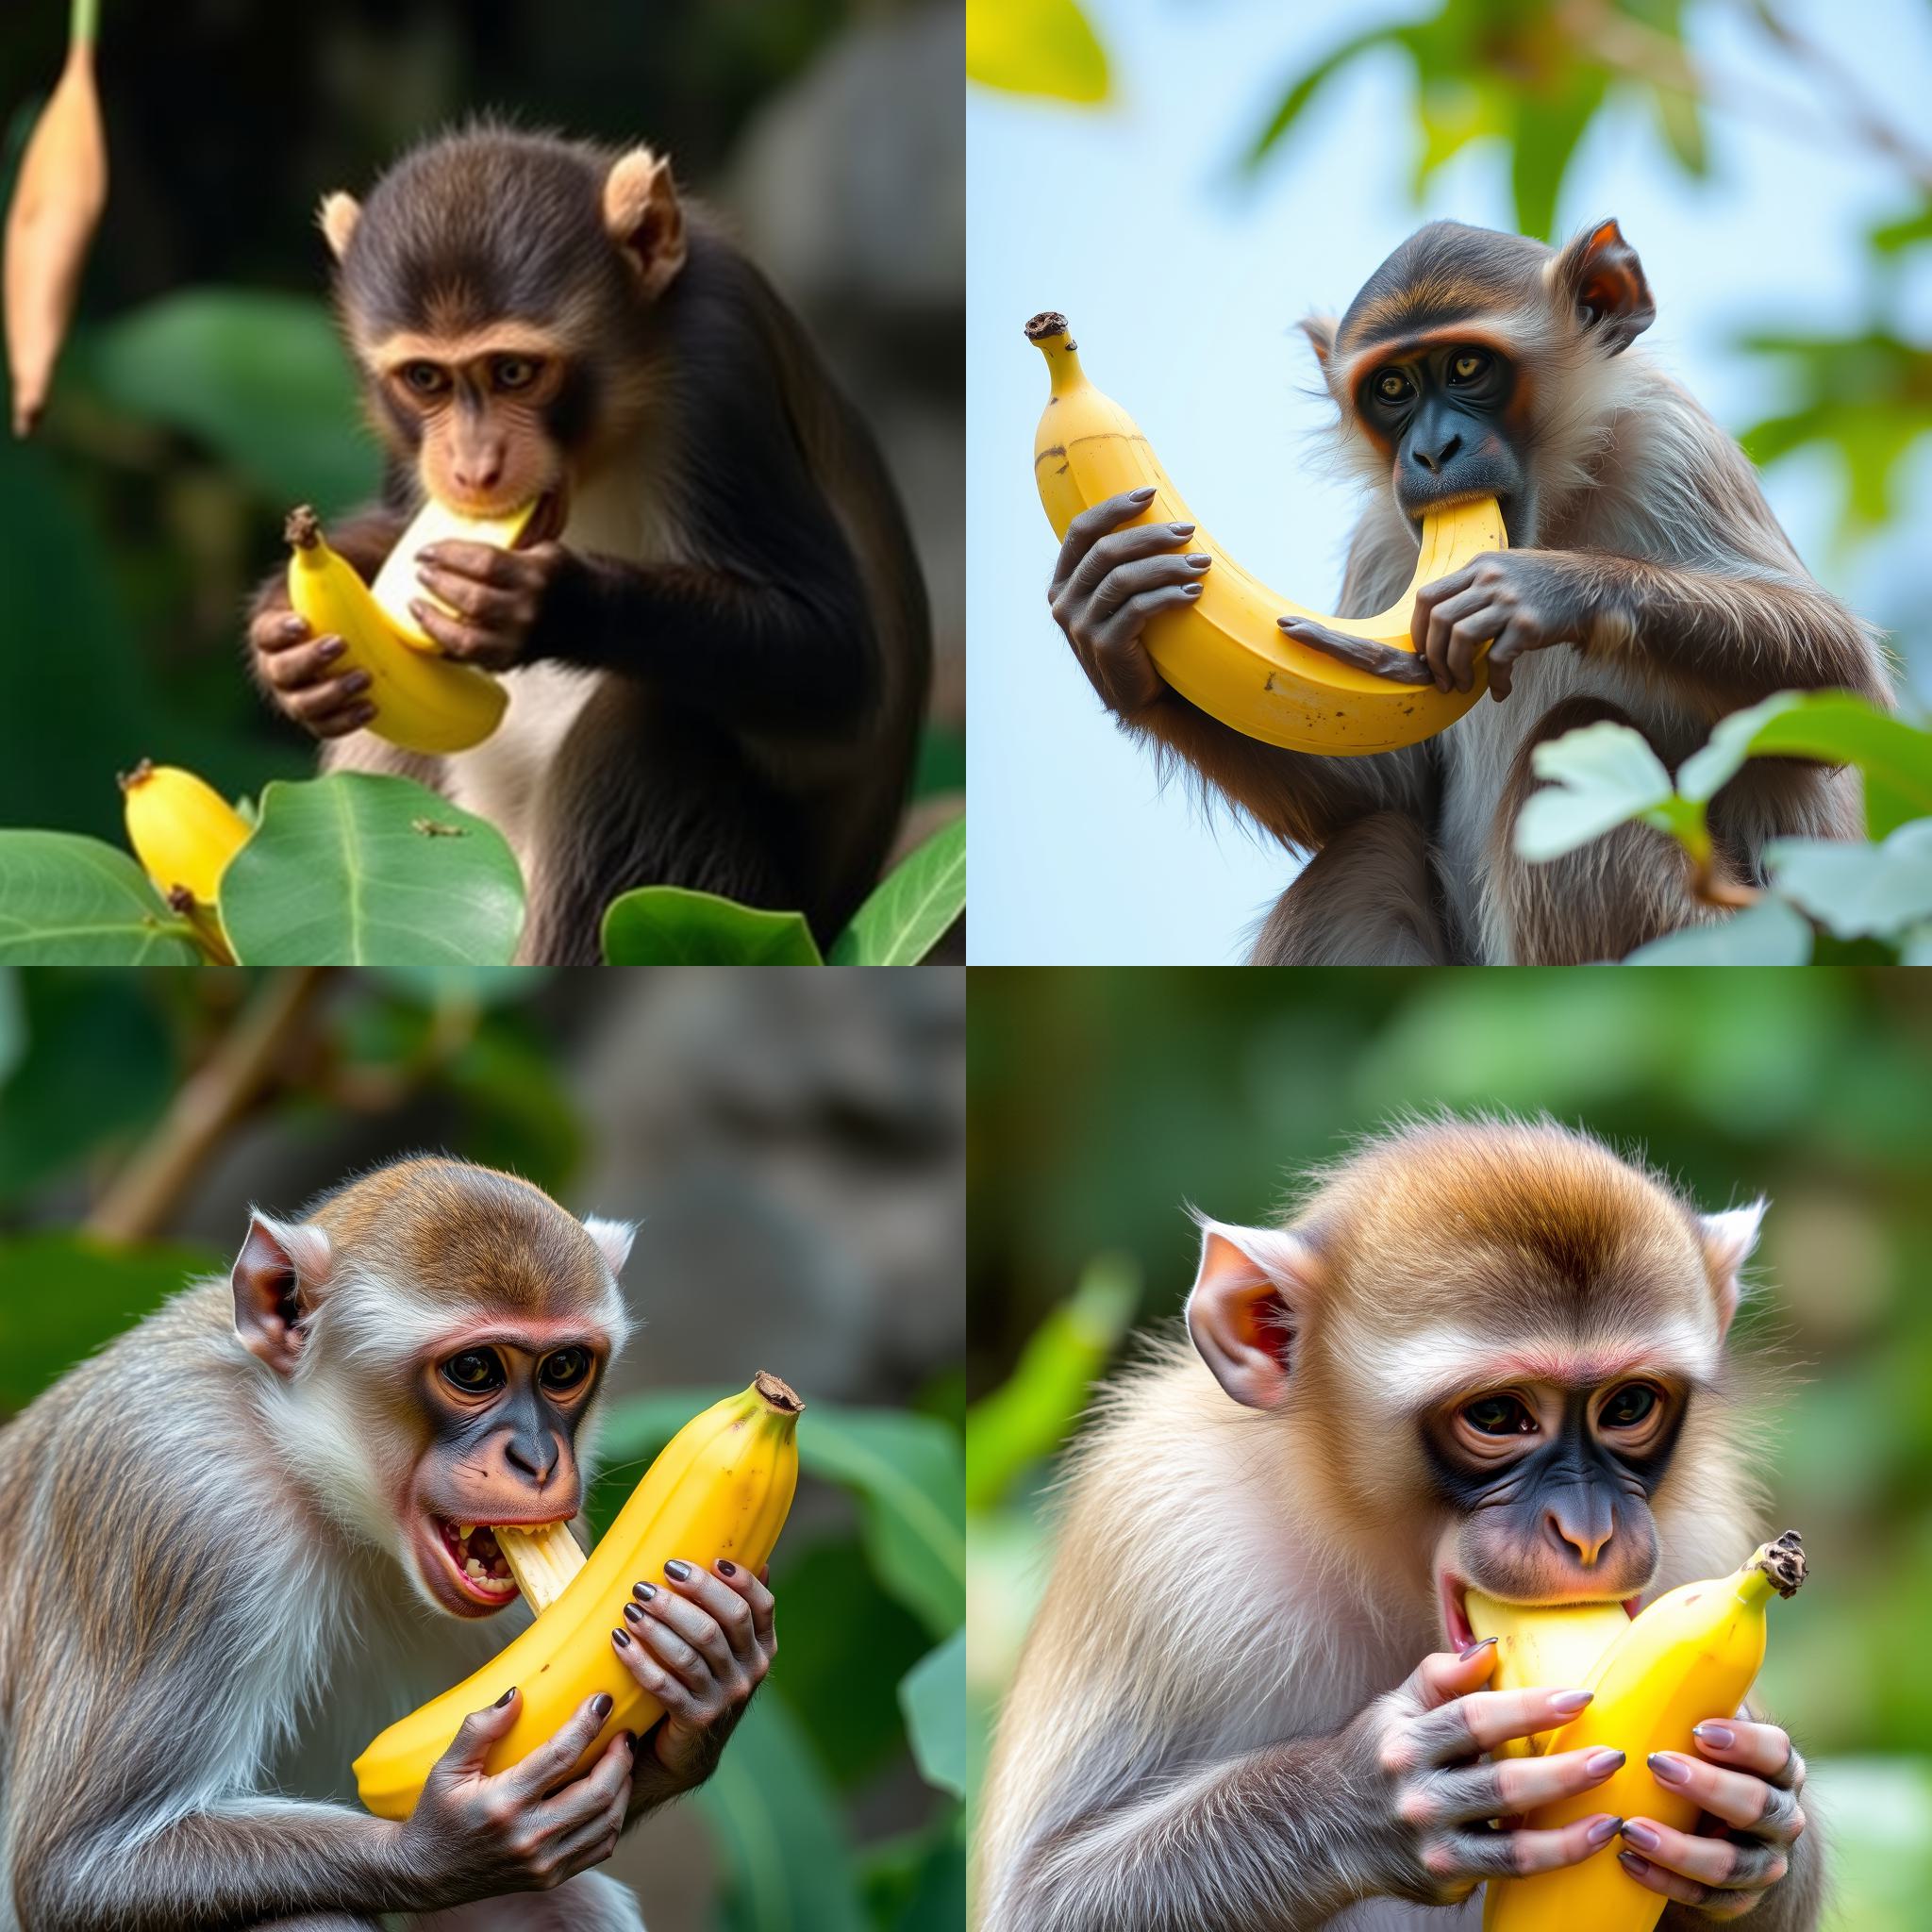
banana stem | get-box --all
[1025,310,1087,396]
[70,0,99,47]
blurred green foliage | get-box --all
[967,969,1932,1923]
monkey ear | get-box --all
[318,192,360,263]
[604,147,687,302]
[1297,313,1336,370]
[1698,1199,1767,1340]
[1185,1215,1324,1412]
[230,1211,333,1377]
[583,1215,635,1276]
[1553,218,1655,354]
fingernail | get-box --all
[419,545,441,563]
[353,705,377,724]
[664,1559,692,1581]
[613,1628,632,1648]
[1457,1637,1498,1661]
[591,1692,613,1720]
[495,1686,516,1707]
[1587,1815,1623,1848]
[1617,1851,1648,1874]
[1186,553,1212,567]
[1129,486,1157,502]
[1550,1690,1593,1714]
[1586,1749,1625,1777]
[717,1559,737,1576]
[1622,1820,1661,1852]
[408,599,429,619]
[1182,583,1202,598]
[319,637,344,659]
[415,567,434,586]
[283,615,308,636]
[1648,1752,1690,1785]
[624,1602,646,1624]
[343,671,372,693]
[634,1582,658,1601]
[1168,522,1195,537]
[1692,1722,1735,1749]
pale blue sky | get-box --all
[966,0,1932,965]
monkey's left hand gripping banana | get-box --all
[1482,1533,1807,1932]
[353,1374,801,1820]
[1026,312,1506,755]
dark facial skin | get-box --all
[1356,341,1526,525]
[1426,1375,1686,1607]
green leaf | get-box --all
[1243,24,1405,170]
[219,774,525,966]
[76,291,378,515]
[1514,723,1676,862]
[899,1630,966,1798]
[1509,71,1606,242]
[1871,202,1932,254]
[829,817,964,966]
[600,887,823,965]
[0,834,202,963]
[966,0,1109,105]
[694,1693,866,1932]
[1765,822,1932,941]
[1624,895,1815,965]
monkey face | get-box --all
[1427,1374,1686,1643]
[1355,338,1528,529]
[401,1326,607,1618]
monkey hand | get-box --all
[1617,1719,1807,1918]
[247,607,377,739]
[410,538,576,673]
[614,1557,777,1811]
[1341,1641,1627,1905]
[1408,548,1591,701]
[1047,488,1210,718]
[392,1688,634,1905]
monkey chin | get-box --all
[409,1516,526,1619]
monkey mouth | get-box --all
[1440,1574,1640,1651]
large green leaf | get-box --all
[694,1693,866,1932]
[899,1630,966,1798]
[601,887,823,965]
[0,833,202,963]
[829,817,964,966]
[966,0,1108,104]
[76,290,378,515]
[220,774,525,966]
[1513,723,1677,862]
[1509,70,1606,242]
[1624,895,1814,965]
[1765,823,1932,941]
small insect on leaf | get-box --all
[412,818,467,839]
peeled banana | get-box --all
[353,1373,802,1821]
[1025,311,1507,755]
[1482,1533,1807,1932]
[370,494,541,652]
[119,759,249,910]
[1464,1591,1632,1758]
[494,1520,587,1614]
[284,507,508,755]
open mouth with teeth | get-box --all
[434,1520,522,1606]
[1440,1574,1640,1649]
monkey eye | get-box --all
[1461,1393,1536,1437]
[401,361,450,398]
[492,355,542,391]
[1447,349,1491,383]
[540,1347,591,1391]
[441,1349,505,1393]
[1372,369,1412,405]
[1599,1382,1660,1429]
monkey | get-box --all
[246,125,930,966]
[0,1156,780,1932]
[1047,219,1890,965]
[977,1118,1820,1931]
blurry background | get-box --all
[0,965,965,1932]
[968,967,1932,1928]
[968,0,1932,963]
[0,0,962,858]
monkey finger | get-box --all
[411,600,514,670]
[415,565,525,627]
[1648,1752,1802,1840]
[302,700,379,741]
[1442,607,1507,694]
[1408,1641,1498,1710]
[619,1615,713,1699]
[1051,489,1161,596]
[415,538,524,589]
[1429,1685,1594,1760]
[714,1559,776,1653]
[529,1726,635,1832]
[1616,1848,1763,1916]
[508,1691,620,1801]
[1085,550,1211,624]
[251,609,314,655]
[658,1560,760,1669]
[260,634,349,691]
[1691,1720,1804,1790]
[1619,1817,1790,1891]
[284,672,373,723]
[1060,522,1198,613]
[1278,618,1432,686]
[1444,1812,1623,1880]
[627,1592,722,1686]
[1416,586,1499,691]
[1435,1744,1625,1825]
[1088,588,1192,711]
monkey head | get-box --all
[228,1156,634,1620]
[317,127,688,518]
[1185,1119,1760,1640]
[1299,218,1656,546]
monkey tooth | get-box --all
[1026,311,1507,754]
[355,1374,802,1821]
[370,495,542,653]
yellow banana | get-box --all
[494,1520,587,1613]
[370,494,541,652]
[1464,1591,1632,1758]
[284,507,508,755]
[1483,1533,1807,1932]
[1025,311,1507,755]
[118,758,249,908]
[353,1373,802,1821]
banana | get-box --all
[370,495,541,652]
[494,1520,587,1614]
[118,758,249,909]
[284,507,508,756]
[1464,1591,1632,1758]
[353,1373,803,1821]
[1025,311,1507,755]
[1482,1533,1807,1932]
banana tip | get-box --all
[753,1370,804,1416]
[116,758,156,794]
[1756,1530,1806,1598]
[284,505,322,549]
[1024,310,1070,343]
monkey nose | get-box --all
[1414,433,1462,475]
[454,454,506,491]
[1546,1497,1615,1567]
